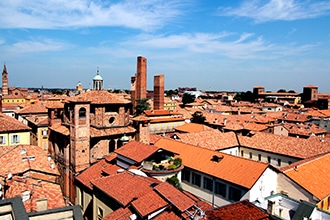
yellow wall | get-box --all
[0,131,30,146]
[2,98,26,104]
[37,127,48,151]
[317,195,330,212]
[150,121,185,134]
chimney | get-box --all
[153,74,164,110]
[223,118,227,126]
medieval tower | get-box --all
[2,64,8,96]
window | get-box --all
[182,170,190,182]
[267,156,271,163]
[97,207,103,220]
[215,181,227,198]
[109,117,115,124]
[11,135,20,144]
[249,152,253,159]
[241,150,244,157]
[229,187,241,201]
[258,154,261,161]
[203,177,213,191]
[0,136,6,144]
[192,173,201,187]
[42,129,47,137]
[277,159,281,166]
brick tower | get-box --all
[135,56,147,101]
[2,64,8,96]
[131,76,136,108]
[68,101,90,202]
[154,74,164,110]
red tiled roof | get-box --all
[0,113,31,132]
[115,140,159,163]
[149,117,185,123]
[175,130,239,151]
[75,155,119,190]
[91,172,158,206]
[239,132,330,159]
[144,110,172,116]
[14,104,48,115]
[283,123,327,137]
[205,200,271,220]
[154,182,195,212]
[153,210,182,220]
[131,190,168,217]
[102,207,133,220]
[0,145,59,177]
[49,121,70,136]
[25,115,48,126]
[281,152,330,200]
[67,90,130,104]
[154,138,269,189]
[5,177,65,213]
[175,123,213,133]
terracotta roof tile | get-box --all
[153,210,182,220]
[175,130,239,151]
[239,132,330,159]
[75,155,119,190]
[175,123,213,133]
[0,145,59,177]
[0,113,31,132]
[102,207,133,220]
[155,138,269,189]
[283,123,327,137]
[154,182,195,212]
[281,152,330,200]
[49,121,70,136]
[131,190,168,217]
[14,104,48,115]
[91,172,158,206]
[5,177,65,213]
[205,200,271,220]
[25,115,48,126]
[67,90,130,104]
[115,140,159,163]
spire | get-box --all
[2,64,7,74]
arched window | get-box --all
[79,107,86,120]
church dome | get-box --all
[93,72,103,80]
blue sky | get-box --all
[0,0,329,93]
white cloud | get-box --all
[0,0,188,31]
[6,38,73,54]
[218,0,330,23]
[116,32,317,59]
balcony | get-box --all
[142,157,183,175]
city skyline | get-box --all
[0,0,329,93]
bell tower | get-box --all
[68,100,90,202]
[2,64,8,96]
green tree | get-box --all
[166,175,182,190]
[182,93,195,106]
[277,89,286,93]
[191,111,206,124]
[134,98,150,116]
